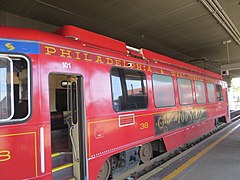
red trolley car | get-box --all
[0,25,228,180]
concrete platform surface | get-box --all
[145,120,240,180]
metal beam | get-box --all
[220,62,240,71]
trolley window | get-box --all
[0,54,31,124]
[152,74,175,107]
[111,67,148,111]
[207,83,216,103]
[194,81,206,104]
[177,78,193,105]
[0,57,14,120]
[216,84,223,101]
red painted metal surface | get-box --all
[0,25,228,179]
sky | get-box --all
[232,77,240,87]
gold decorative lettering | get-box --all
[136,63,142,70]
[75,51,81,60]
[95,56,104,64]
[0,150,11,162]
[147,66,152,72]
[129,63,135,69]
[122,61,128,68]
[84,53,92,61]
[115,59,122,66]
[171,71,176,76]
[60,49,72,58]
[45,46,56,55]
[106,58,113,65]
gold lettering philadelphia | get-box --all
[95,56,104,64]
[60,49,72,58]
[75,51,81,60]
[106,58,113,65]
[45,46,56,55]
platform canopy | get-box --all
[1,0,240,76]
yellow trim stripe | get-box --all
[0,132,38,177]
[88,124,91,158]
[162,124,240,180]
[88,105,220,125]
[33,132,38,177]
[51,152,61,158]
[52,163,73,173]
[0,131,36,138]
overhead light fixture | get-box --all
[222,40,231,63]
[200,0,240,45]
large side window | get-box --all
[0,57,14,120]
[152,74,175,107]
[0,55,31,124]
[207,83,216,103]
[177,78,193,105]
[216,84,223,101]
[111,68,148,111]
[194,81,206,104]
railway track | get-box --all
[113,110,240,180]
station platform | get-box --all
[139,119,240,180]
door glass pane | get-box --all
[72,82,77,124]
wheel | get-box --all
[97,159,111,180]
[139,143,153,163]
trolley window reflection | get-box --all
[0,55,31,124]
[0,57,14,121]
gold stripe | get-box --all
[0,132,36,138]
[162,124,240,180]
[52,163,73,173]
[88,106,212,125]
[34,132,38,177]
[51,152,61,158]
[88,123,91,158]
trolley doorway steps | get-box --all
[52,152,75,180]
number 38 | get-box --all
[140,122,149,130]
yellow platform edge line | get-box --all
[52,163,73,173]
[163,124,240,180]
[51,152,61,158]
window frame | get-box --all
[110,67,148,112]
[177,77,194,106]
[0,54,32,125]
[152,73,176,108]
